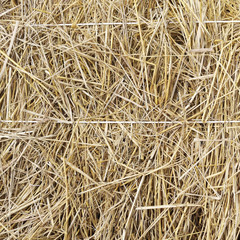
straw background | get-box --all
[1,0,240,239]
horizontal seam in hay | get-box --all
[1,120,240,124]
[26,20,240,27]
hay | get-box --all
[0,0,240,239]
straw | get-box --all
[1,1,240,239]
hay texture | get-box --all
[1,0,240,239]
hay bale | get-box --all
[0,0,240,239]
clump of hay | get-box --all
[0,0,240,239]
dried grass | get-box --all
[1,0,240,239]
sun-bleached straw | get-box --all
[122,160,151,240]
[27,20,240,28]
[0,21,19,80]
[0,6,19,18]
[136,203,202,210]
[29,22,138,27]
[1,120,240,124]
[204,20,240,23]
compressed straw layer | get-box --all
[1,1,240,239]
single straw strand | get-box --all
[30,22,138,27]
[27,20,240,28]
[0,21,19,80]
[204,20,240,23]
[1,120,240,124]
